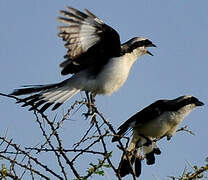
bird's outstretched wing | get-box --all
[112,100,166,142]
[57,6,121,75]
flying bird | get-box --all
[112,95,204,177]
[10,6,156,112]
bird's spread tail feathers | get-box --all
[118,154,135,177]
[118,144,142,177]
[142,141,161,165]
[10,79,80,112]
[118,137,161,177]
[112,128,127,142]
[112,121,130,142]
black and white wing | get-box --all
[112,100,167,142]
[58,6,121,75]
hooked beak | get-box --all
[146,50,154,56]
[146,43,156,56]
[147,43,157,48]
[195,100,204,106]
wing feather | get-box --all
[112,100,167,142]
[57,6,121,75]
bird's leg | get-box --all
[134,140,143,160]
[157,134,171,141]
[83,91,92,118]
[89,93,96,114]
[85,91,91,104]
[83,92,96,118]
[135,139,143,149]
[90,93,96,105]
[139,134,152,146]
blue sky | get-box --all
[0,0,207,179]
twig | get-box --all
[82,154,110,180]
[33,112,67,180]
[71,131,109,163]
[73,123,95,149]
[95,107,137,179]
[0,92,138,179]
[93,117,122,180]
[0,137,63,179]
[37,112,81,180]
[0,154,49,180]
[25,147,105,156]
[176,126,195,136]
[182,165,208,180]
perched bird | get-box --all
[10,6,156,112]
[112,95,204,177]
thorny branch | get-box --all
[182,164,208,180]
[169,163,208,180]
[176,125,195,136]
[0,93,205,180]
[0,93,129,179]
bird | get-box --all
[112,95,204,178]
[10,6,156,113]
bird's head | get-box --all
[171,95,204,113]
[121,37,156,57]
[176,95,204,107]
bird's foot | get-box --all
[82,105,96,119]
[82,111,94,119]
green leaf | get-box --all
[103,164,111,168]
[94,170,104,176]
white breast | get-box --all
[81,52,140,95]
[96,53,140,95]
[135,104,196,138]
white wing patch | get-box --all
[79,22,100,52]
[58,9,104,59]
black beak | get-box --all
[195,101,204,106]
[146,50,154,56]
[146,43,156,56]
[147,43,157,48]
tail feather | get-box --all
[118,155,135,177]
[45,89,69,102]
[142,141,161,165]
[145,151,155,165]
[42,90,64,101]
[52,103,62,111]
[52,89,78,103]
[28,100,46,111]
[117,137,162,178]
[118,148,142,177]
[135,157,142,177]
[112,126,129,142]
[10,84,61,96]
[11,79,80,112]
[153,147,161,155]
[118,139,138,177]
[21,95,43,107]
[39,102,54,113]
[16,94,40,103]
